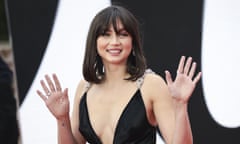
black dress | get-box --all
[79,70,157,144]
[79,90,156,144]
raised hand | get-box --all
[37,74,70,120]
[165,56,202,103]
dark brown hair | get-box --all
[83,5,147,84]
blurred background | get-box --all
[0,0,20,143]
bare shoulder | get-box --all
[72,79,89,111]
[141,72,169,100]
[74,79,89,100]
[143,72,167,89]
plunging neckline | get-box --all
[84,89,142,144]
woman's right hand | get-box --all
[37,74,70,120]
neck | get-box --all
[103,64,129,85]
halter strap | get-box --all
[136,69,155,89]
[84,81,91,93]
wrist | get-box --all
[56,112,70,120]
[57,115,71,129]
[173,97,188,105]
[57,114,70,123]
[174,101,188,113]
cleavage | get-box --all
[86,87,138,143]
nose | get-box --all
[110,35,120,45]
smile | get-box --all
[106,49,122,54]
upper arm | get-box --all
[144,74,175,143]
[71,79,86,144]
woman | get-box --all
[37,5,201,144]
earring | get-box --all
[132,49,136,56]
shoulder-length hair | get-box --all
[83,5,147,84]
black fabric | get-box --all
[0,56,19,144]
[79,89,156,144]
[0,56,12,84]
[0,56,16,114]
[0,114,19,144]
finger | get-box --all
[183,57,192,75]
[193,72,202,84]
[63,88,68,99]
[45,74,56,92]
[52,73,62,92]
[165,70,173,85]
[37,90,47,101]
[177,56,185,74]
[40,80,51,96]
[188,62,197,78]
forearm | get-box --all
[172,103,193,144]
[57,115,77,144]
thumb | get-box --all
[165,70,173,85]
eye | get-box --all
[100,30,110,37]
[102,32,110,36]
[120,32,129,36]
[119,31,129,37]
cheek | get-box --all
[125,39,133,51]
[123,41,133,58]
[96,38,106,51]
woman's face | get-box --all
[96,20,132,66]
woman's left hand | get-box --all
[165,56,202,103]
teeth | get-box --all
[107,49,121,54]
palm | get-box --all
[168,73,196,102]
[37,74,70,119]
[45,91,69,119]
[165,56,201,103]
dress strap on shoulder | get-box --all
[84,81,91,92]
[145,68,155,75]
[136,68,155,89]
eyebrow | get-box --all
[108,27,127,33]
[118,28,127,32]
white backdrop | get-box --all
[202,0,240,128]
[19,0,164,143]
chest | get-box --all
[86,86,138,134]
[83,88,155,143]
